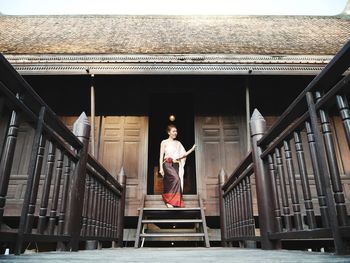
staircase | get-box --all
[134,195,210,248]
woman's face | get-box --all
[168,127,178,139]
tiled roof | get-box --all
[0,15,349,55]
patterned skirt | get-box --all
[162,162,185,207]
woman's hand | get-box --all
[159,169,164,177]
[191,144,197,151]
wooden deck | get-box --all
[0,248,349,262]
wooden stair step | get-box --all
[140,233,205,237]
[142,219,203,224]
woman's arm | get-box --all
[177,144,196,161]
[159,141,165,176]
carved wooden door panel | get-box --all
[195,116,247,216]
[98,116,148,216]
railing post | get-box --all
[64,112,91,251]
[218,168,227,247]
[250,109,281,250]
[306,92,350,254]
[116,166,126,247]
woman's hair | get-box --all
[166,124,177,133]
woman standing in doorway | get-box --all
[159,124,196,208]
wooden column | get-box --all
[250,109,280,250]
[218,168,227,247]
[246,79,251,152]
[90,74,96,157]
[117,167,126,247]
[64,112,91,251]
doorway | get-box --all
[147,92,196,195]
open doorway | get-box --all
[147,92,196,195]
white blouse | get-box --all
[164,140,186,191]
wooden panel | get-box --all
[60,115,148,216]
[333,116,350,176]
[98,116,148,216]
[195,115,247,216]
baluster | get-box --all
[237,184,242,236]
[81,173,91,237]
[106,191,111,238]
[48,149,64,235]
[25,135,46,233]
[267,155,283,232]
[225,191,230,239]
[233,188,238,237]
[336,95,350,148]
[283,140,303,230]
[238,185,243,237]
[38,141,56,234]
[0,110,20,224]
[274,148,292,231]
[229,190,234,238]
[58,158,71,235]
[228,191,233,239]
[245,176,255,236]
[242,179,248,236]
[91,178,98,237]
[238,182,244,236]
[293,131,317,229]
[87,177,95,237]
[315,91,348,226]
[107,191,112,238]
[96,183,102,237]
[305,121,329,227]
[110,192,114,238]
[113,195,118,239]
[99,184,104,237]
[102,187,107,237]
[105,188,110,237]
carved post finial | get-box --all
[250,109,266,136]
[219,168,226,186]
[73,112,90,140]
[118,166,126,186]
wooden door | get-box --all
[195,115,247,216]
[98,116,148,216]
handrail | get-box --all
[0,54,83,149]
[87,155,123,192]
[222,151,252,191]
[258,39,350,147]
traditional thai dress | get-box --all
[162,140,186,207]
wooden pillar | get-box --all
[250,109,280,250]
[117,167,126,247]
[246,79,251,152]
[64,112,91,251]
[90,74,96,157]
[218,168,227,247]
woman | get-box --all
[159,124,196,208]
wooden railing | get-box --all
[220,39,350,254]
[219,152,258,246]
[0,54,126,254]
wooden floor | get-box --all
[1,248,350,262]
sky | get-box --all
[0,0,347,16]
